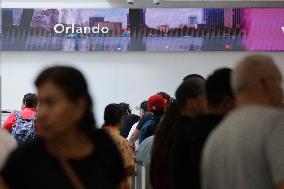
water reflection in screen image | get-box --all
[1,8,284,51]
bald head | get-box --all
[232,54,283,106]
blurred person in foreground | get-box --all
[0,66,126,189]
[202,54,284,189]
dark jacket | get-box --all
[170,114,223,189]
[139,115,161,144]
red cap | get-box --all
[147,94,167,112]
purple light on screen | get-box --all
[244,8,284,51]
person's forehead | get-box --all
[38,82,64,97]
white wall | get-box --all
[1,52,284,125]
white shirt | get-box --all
[202,105,284,189]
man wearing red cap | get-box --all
[138,94,167,144]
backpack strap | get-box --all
[14,110,37,121]
[30,114,37,122]
[13,110,22,120]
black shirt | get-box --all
[170,114,223,189]
[1,129,125,189]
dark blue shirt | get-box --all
[139,115,161,144]
[136,112,154,130]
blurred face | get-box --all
[139,109,145,117]
[37,81,85,140]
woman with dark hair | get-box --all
[103,104,135,189]
[150,100,179,189]
[0,66,126,189]
[150,77,207,189]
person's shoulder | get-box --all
[265,107,284,129]
[91,129,109,142]
[91,129,119,151]
[193,114,223,127]
[237,105,284,123]
[90,129,125,174]
[141,119,155,130]
[130,114,140,121]
[139,135,154,148]
[10,139,44,157]
[143,112,154,120]
[263,106,284,118]
[136,113,153,129]
[238,105,281,115]
[195,113,222,121]
[174,115,193,128]
[136,136,154,163]
[2,111,17,124]
[2,138,45,170]
[20,108,37,116]
[170,116,193,137]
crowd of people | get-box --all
[0,54,283,189]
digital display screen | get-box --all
[1,8,284,51]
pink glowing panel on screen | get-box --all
[244,8,284,51]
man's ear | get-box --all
[21,102,27,110]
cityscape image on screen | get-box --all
[1,8,284,51]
